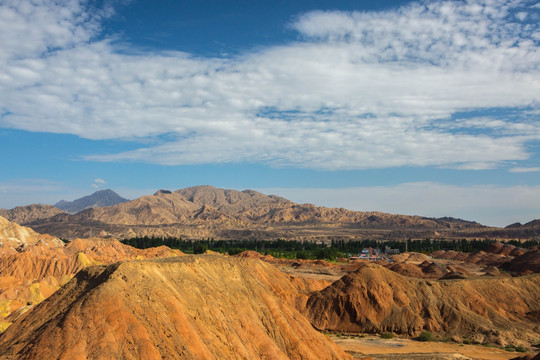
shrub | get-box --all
[438,336,451,343]
[417,331,434,342]
[193,242,209,254]
[227,247,244,256]
[380,333,394,339]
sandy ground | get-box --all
[330,335,535,360]
[275,265,345,282]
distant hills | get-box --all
[55,189,129,214]
[0,185,538,241]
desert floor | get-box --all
[330,335,535,360]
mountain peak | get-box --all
[55,189,129,214]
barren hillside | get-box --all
[0,216,183,332]
[0,255,351,360]
[306,263,540,346]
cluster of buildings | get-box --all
[349,246,400,261]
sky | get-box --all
[0,0,539,227]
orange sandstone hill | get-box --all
[305,262,540,346]
[2,185,508,241]
[0,216,183,331]
[0,255,351,360]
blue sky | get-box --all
[1,0,539,226]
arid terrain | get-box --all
[2,186,538,241]
[330,335,537,360]
[1,216,539,359]
[0,255,349,360]
[0,216,183,332]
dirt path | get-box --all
[330,335,534,360]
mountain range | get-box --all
[1,185,538,241]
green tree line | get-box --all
[120,237,539,261]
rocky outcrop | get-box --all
[0,215,63,254]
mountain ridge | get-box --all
[1,185,538,240]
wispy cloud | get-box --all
[0,0,539,170]
[0,178,63,194]
[509,167,540,173]
[0,179,66,208]
[91,178,106,189]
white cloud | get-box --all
[0,0,539,170]
[259,182,540,227]
[0,0,109,62]
[91,177,106,189]
[509,167,540,173]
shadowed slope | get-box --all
[0,255,350,360]
[306,263,540,346]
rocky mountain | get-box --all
[305,262,540,346]
[0,255,350,360]
[4,185,501,241]
[55,189,129,214]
